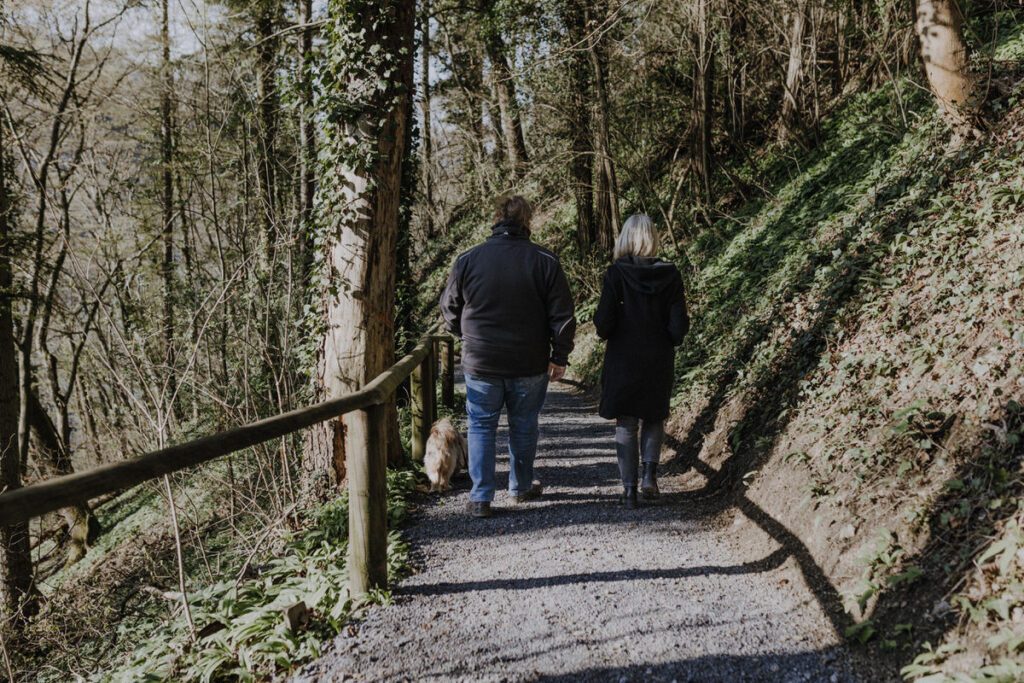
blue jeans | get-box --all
[464,373,549,502]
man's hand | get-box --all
[548,363,566,382]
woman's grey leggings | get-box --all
[614,417,665,487]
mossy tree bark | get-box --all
[299,0,316,279]
[302,0,415,501]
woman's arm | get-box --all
[667,272,689,346]
[594,270,618,340]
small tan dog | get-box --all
[424,417,468,492]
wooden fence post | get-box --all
[424,339,437,425]
[410,358,427,462]
[348,403,388,596]
[440,338,454,409]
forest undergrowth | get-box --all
[15,455,419,682]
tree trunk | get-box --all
[441,22,489,165]
[26,391,97,566]
[255,1,281,262]
[587,3,620,252]
[564,0,595,251]
[0,113,34,627]
[160,0,177,413]
[304,0,415,501]
[299,0,316,279]
[778,0,808,143]
[915,0,979,127]
[482,12,528,174]
[691,0,715,210]
[420,0,434,238]
[724,6,747,147]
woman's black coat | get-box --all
[594,257,689,421]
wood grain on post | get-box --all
[410,359,427,462]
[440,337,455,409]
[348,403,389,596]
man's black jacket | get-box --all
[440,221,576,378]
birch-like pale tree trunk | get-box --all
[915,0,979,127]
[778,0,808,142]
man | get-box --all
[441,195,576,518]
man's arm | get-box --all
[440,258,465,337]
[546,258,576,370]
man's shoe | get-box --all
[621,486,638,510]
[510,483,544,505]
[641,462,660,500]
[466,501,492,518]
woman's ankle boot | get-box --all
[641,462,659,500]
[622,486,638,509]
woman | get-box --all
[594,214,689,508]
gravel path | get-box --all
[295,382,880,683]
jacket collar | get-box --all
[490,220,530,239]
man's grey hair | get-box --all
[613,214,660,260]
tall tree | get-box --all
[563,0,595,251]
[303,0,415,499]
[481,0,529,174]
[915,0,980,127]
[0,91,33,628]
[160,0,177,412]
[253,0,282,262]
[299,0,316,277]
[690,0,715,209]
[420,0,434,237]
[587,0,619,250]
[724,4,747,147]
[778,0,808,142]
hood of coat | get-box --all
[612,256,677,294]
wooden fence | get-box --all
[0,334,457,596]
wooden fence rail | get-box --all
[0,334,458,595]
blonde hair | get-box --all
[613,214,660,260]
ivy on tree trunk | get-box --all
[302,0,416,501]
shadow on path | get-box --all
[402,547,790,597]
